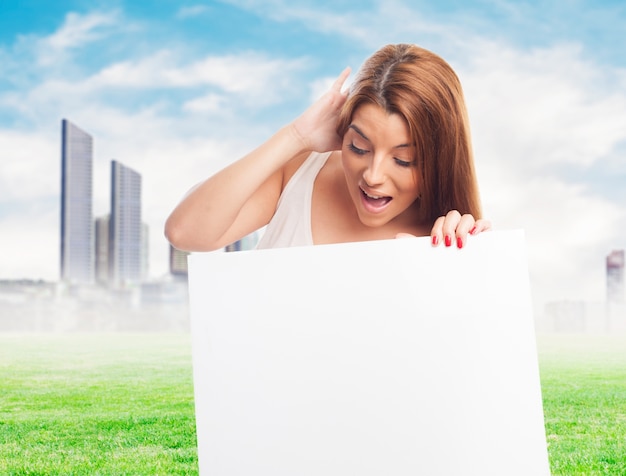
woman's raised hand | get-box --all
[289,67,351,153]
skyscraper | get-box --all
[170,245,189,277]
[94,215,110,286]
[141,222,150,281]
[60,119,94,285]
[225,231,259,252]
[607,250,625,303]
[109,160,142,288]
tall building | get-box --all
[170,245,190,277]
[60,119,94,285]
[607,250,625,303]
[225,231,259,252]
[142,222,150,281]
[109,160,142,289]
[94,215,110,286]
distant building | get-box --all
[95,215,110,285]
[95,214,148,287]
[170,245,189,277]
[541,300,608,334]
[60,119,94,285]
[606,250,626,332]
[225,232,259,252]
[544,300,586,333]
[109,160,142,289]
[142,222,150,281]
[607,250,624,303]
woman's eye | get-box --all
[394,158,412,167]
[348,143,368,155]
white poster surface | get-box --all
[188,230,550,475]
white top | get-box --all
[256,151,331,249]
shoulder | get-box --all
[282,150,340,189]
[282,151,310,189]
[315,151,343,189]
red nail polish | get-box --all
[445,235,452,247]
[470,226,477,235]
[457,237,463,249]
[432,235,439,246]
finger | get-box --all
[430,215,446,246]
[454,214,476,248]
[441,210,462,247]
[332,66,351,93]
[470,219,492,235]
[395,232,416,239]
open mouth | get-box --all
[360,187,392,212]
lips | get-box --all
[360,187,392,212]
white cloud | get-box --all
[0,203,58,281]
[33,10,120,67]
[176,5,211,19]
[87,50,308,95]
[222,0,472,52]
[462,42,626,171]
[183,93,225,113]
[0,49,308,117]
[0,131,59,201]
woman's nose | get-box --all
[362,155,387,186]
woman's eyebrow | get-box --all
[348,124,411,149]
[348,124,369,141]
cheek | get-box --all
[340,152,361,178]
[398,176,421,205]
[409,170,421,195]
[397,171,419,194]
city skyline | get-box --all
[61,118,149,289]
[1,1,626,315]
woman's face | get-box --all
[341,103,420,229]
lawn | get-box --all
[0,333,198,475]
[538,334,626,475]
[0,332,624,475]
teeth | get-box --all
[364,190,384,199]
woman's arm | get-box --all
[165,126,308,252]
[164,67,351,252]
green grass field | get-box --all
[538,335,626,475]
[0,334,198,475]
[0,333,625,475]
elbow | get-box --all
[164,214,222,252]
[164,213,198,251]
[164,216,187,251]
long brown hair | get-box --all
[336,44,482,224]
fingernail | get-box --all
[445,235,452,247]
[457,237,463,249]
[470,226,477,235]
[431,235,439,246]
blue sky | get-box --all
[1,0,625,314]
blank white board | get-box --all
[188,229,550,475]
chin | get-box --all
[356,212,392,229]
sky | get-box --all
[1,0,625,315]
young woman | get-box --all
[165,44,490,252]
